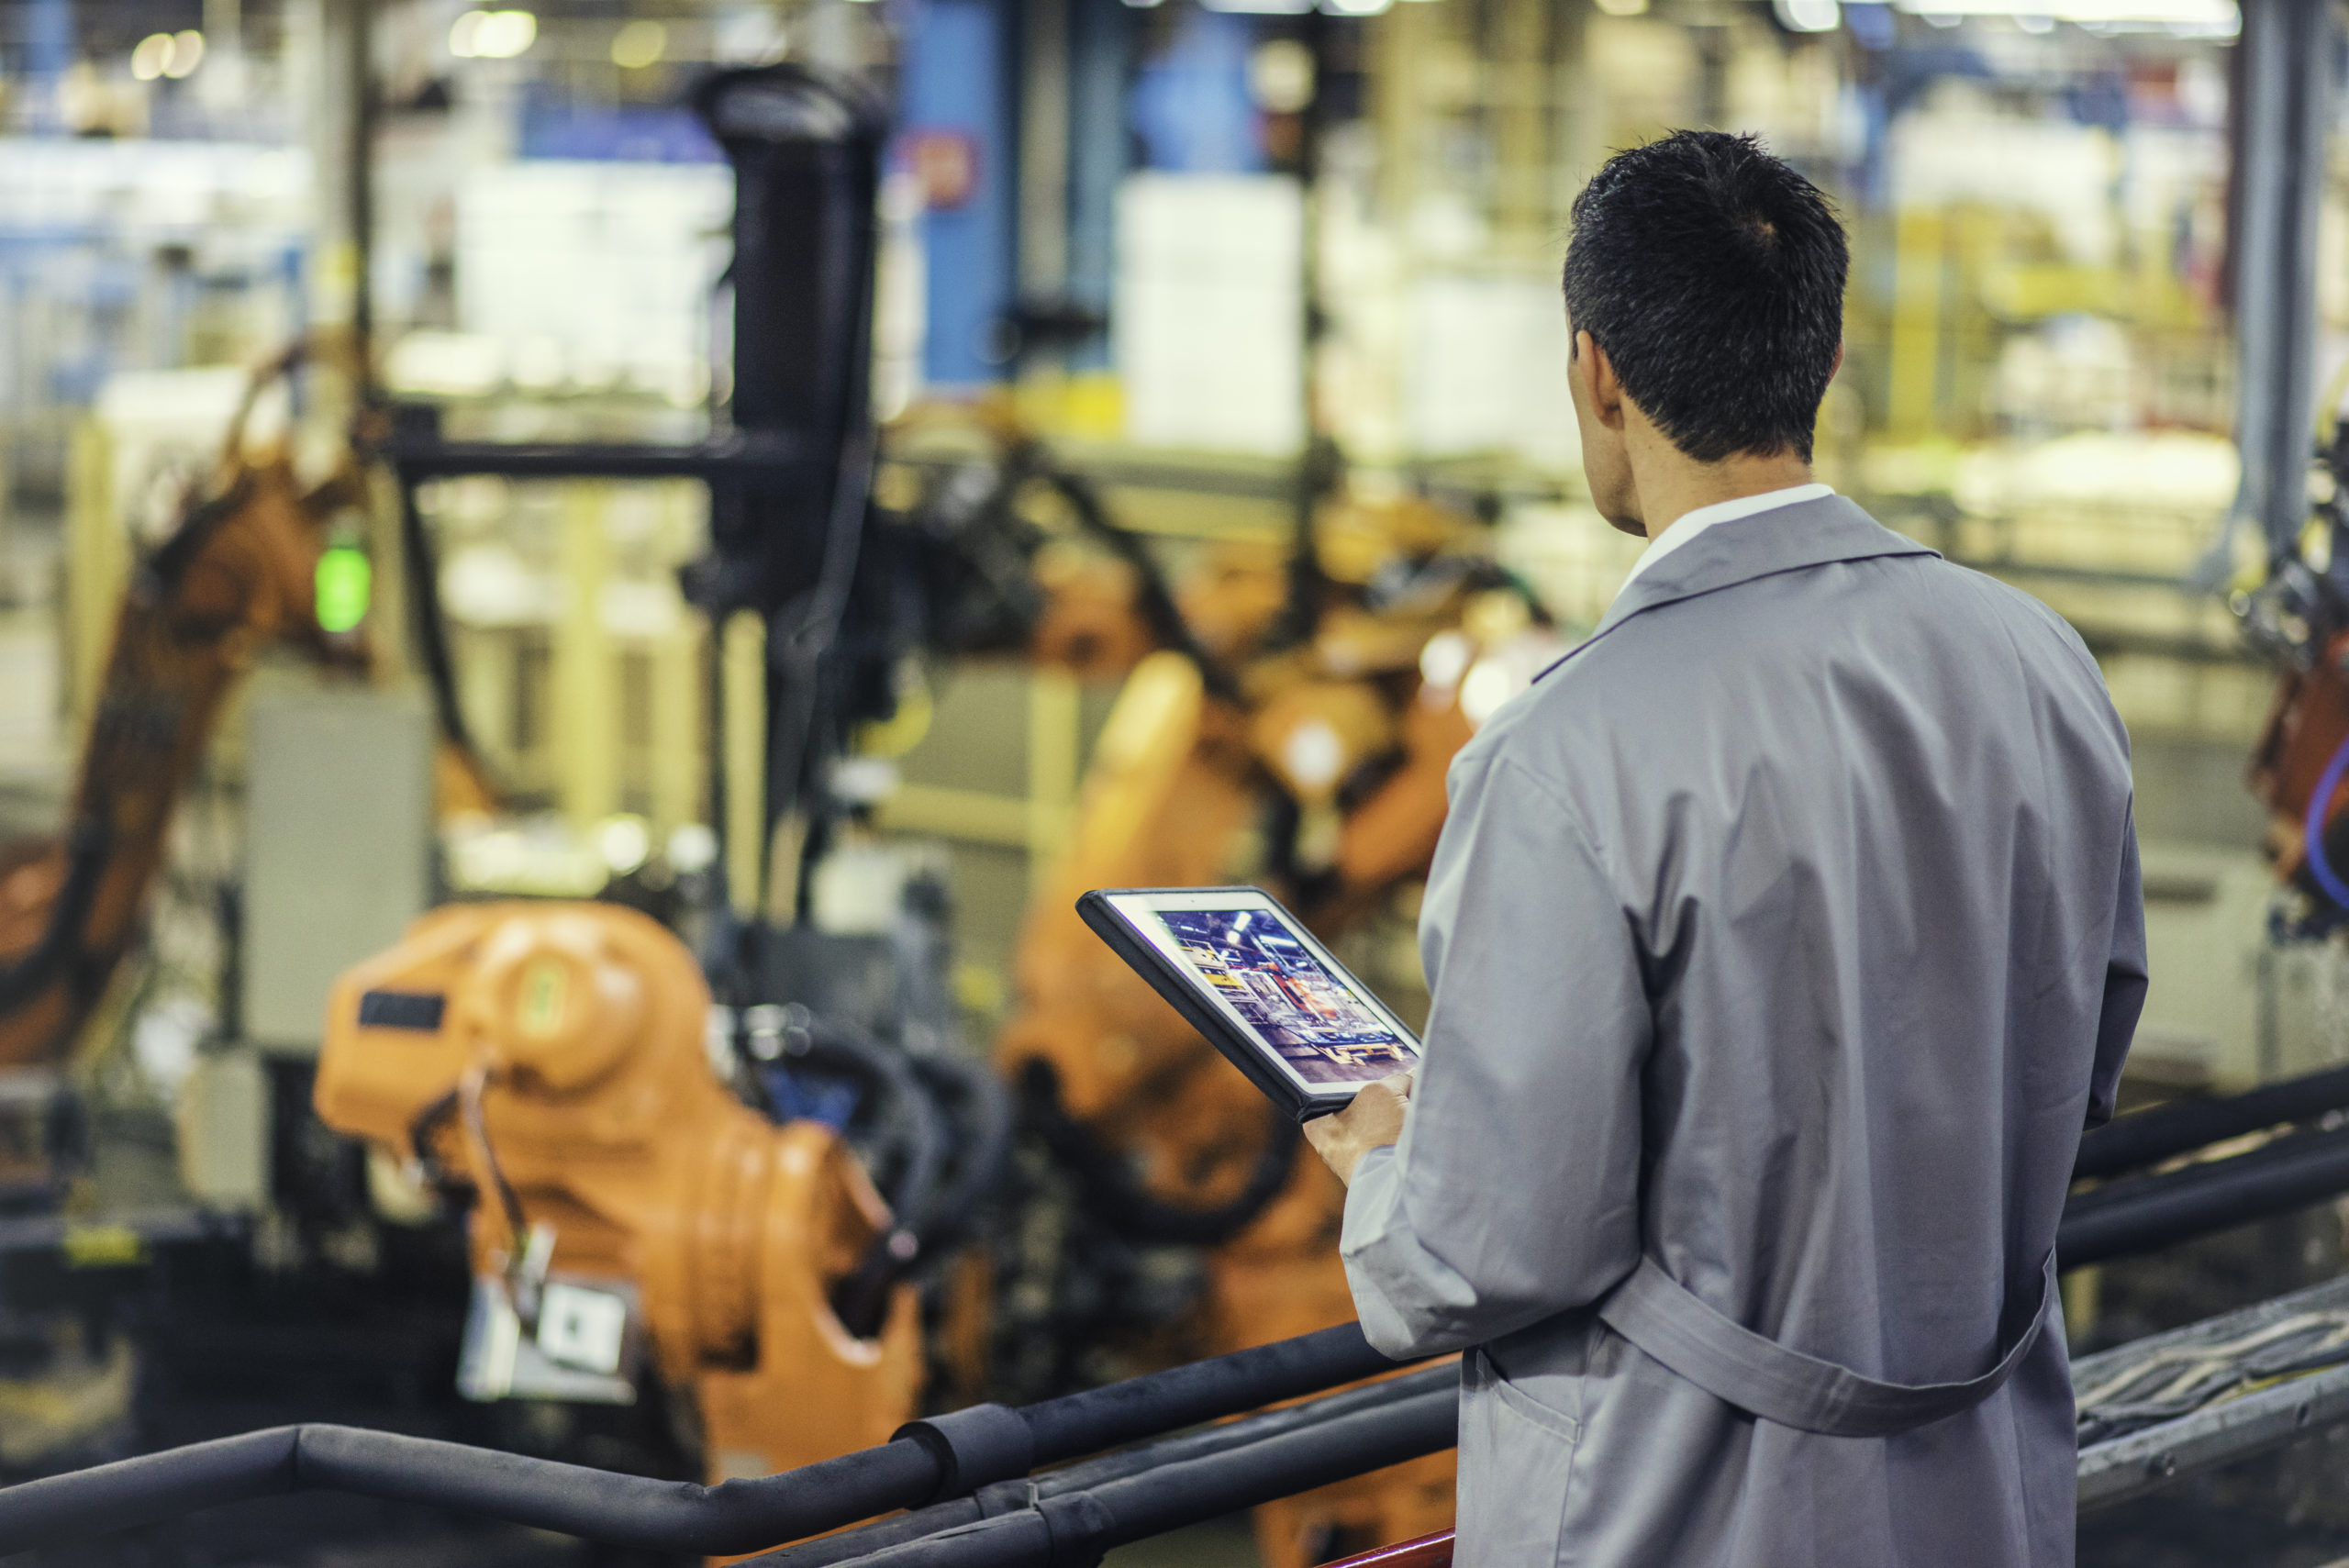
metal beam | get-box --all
[2076,1272,2349,1510]
[2226,0,2336,570]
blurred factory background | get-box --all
[0,0,2346,1564]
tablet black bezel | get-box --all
[1075,885,1420,1123]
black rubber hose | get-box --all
[0,1423,939,1560]
[797,1021,948,1238]
[905,1052,1016,1259]
[395,477,495,770]
[0,1318,1417,1555]
[2059,1123,2349,1269]
[794,1022,949,1338]
[1019,1061,1303,1248]
[1020,1319,1402,1463]
[2072,1063,2349,1182]
[744,1363,1460,1568]
[805,1385,1459,1568]
[1032,460,1238,702]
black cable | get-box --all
[786,1020,947,1337]
[762,422,878,895]
[800,1019,948,1232]
[1019,1061,1302,1248]
[905,1053,1015,1260]
[743,1363,1459,1568]
[1029,457,1239,702]
[394,476,495,770]
[456,1068,534,1284]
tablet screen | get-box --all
[1101,888,1420,1095]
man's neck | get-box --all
[1624,418,1818,539]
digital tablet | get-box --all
[1076,886,1421,1122]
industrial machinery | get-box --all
[0,352,365,1073]
[0,55,1020,1528]
[312,901,928,1485]
[2245,404,2349,931]
[905,428,1558,1563]
[308,60,1033,1507]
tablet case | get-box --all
[1075,886,1385,1123]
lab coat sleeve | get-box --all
[2084,802,2147,1130]
[1340,749,1651,1360]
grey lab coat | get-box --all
[1341,495,2147,1568]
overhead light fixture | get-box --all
[163,29,204,77]
[451,9,538,60]
[1251,39,1318,106]
[1775,0,1842,30]
[609,18,665,67]
[133,29,204,80]
[1888,0,2234,24]
[130,32,172,80]
[1594,0,1650,16]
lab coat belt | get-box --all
[1595,1251,2056,1439]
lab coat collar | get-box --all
[1590,493,1940,639]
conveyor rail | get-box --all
[2075,1273,2349,1509]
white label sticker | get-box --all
[536,1283,629,1375]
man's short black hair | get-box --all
[1563,130,1847,464]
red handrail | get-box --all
[1322,1529,1455,1567]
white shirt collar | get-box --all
[1617,483,1836,594]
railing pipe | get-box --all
[746,1364,1458,1568]
[2072,1064,2349,1183]
[2060,1124,2349,1269]
[0,1320,1415,1557]
[807,1385,1459,1568]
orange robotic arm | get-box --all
[314,901,921,1486]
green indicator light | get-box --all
[316,545,372,634]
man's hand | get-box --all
[1304,1071,1416,1188]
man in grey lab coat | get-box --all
[1305,131,2146,1566]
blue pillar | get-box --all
[1129,7,1260,174]
[898,0,1018,388]
[27,0,72,133]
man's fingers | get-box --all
[1377,1070,1417,1099]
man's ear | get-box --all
[1831,339,1845,381]
[1575,329,1628,432]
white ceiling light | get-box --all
[451,9,538,60]
[1250,39,1317,109]
[132,29,206,80]
[609,19,665,68]
[1775,0,1842,30]
[130,32,172,80]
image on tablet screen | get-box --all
[1154,908,1416,1085]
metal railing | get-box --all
[17,1067,2349,1562]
